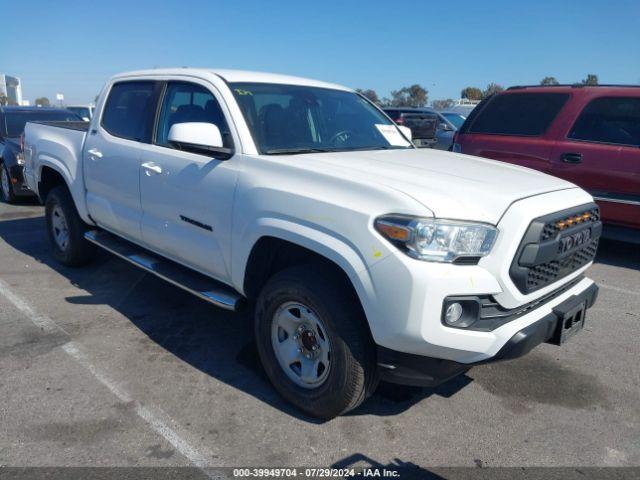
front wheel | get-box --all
[255,265,378,419]
[0,163,16,203]
[45,186,96,266]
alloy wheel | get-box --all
[0,167,9,200]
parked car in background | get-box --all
[453,85,640,241]
[383,108,438,147]
[66,105,94,121]
[384,107,456,150]
[0,106,81,202]
[440,111,466,129]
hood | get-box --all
[287,148,576,224]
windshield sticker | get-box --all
[234,88,253,96]
[375,124,411,147]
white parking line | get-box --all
[0,277,66,334]
[0,277,222,477]
[62,343,214,470]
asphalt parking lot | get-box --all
[1,200,639,472]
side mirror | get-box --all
[168,122,233,158]
[398,125,412,141]
[439,122,453,132]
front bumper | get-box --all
[378,282,599,386]
[363,189,598,364]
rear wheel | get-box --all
[0,163,16,203]
[45,186,96,266]
[255,265,378,419]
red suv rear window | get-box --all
[468,92,569,136]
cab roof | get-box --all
[112,68,351,92]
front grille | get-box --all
[526,239,599,290]
[510,203,601,294]
[540,207,600,241]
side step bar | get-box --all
[84,230,243,311]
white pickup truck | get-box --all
[23,69,600,419]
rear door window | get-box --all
[568,96,640,146]
[468,93,569,136]
[101,81,156,142]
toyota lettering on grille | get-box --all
[559,228,592,254]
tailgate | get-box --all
[403,113,438,139]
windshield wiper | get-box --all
[264,145,414,155]
[264,147,333,155]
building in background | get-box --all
[0,74,23,105]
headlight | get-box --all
[375,215,498,263]
[16,153,25,165]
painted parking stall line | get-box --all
[0,276,223,477]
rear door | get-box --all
[459,92,570,173]
[138,80,239,282]
[83,81,159,242]
[550,95,640,229]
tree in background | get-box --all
[460,87,483,101]
[540,76,560,85]
[0,90,8,106]
[581,74,599,86]
[482,82,505,99]
[356,88,381,105]
[35,97,51,107]
[431,98,455,110]
[384,84,429,108]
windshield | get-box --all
[230,83,412,154]
[441,113,466,129]
[4,110,81,137]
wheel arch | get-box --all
[38,165,69,203]
[36,160,93,224]
[236,220,378,332]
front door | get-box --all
[139,81,239,282]
[550,96,640,229]
[84,81,158,242]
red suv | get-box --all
[454,86,640,241]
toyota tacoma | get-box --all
[23,69,600,419]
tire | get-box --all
[0,163,16,204]
[45,186,96,266]
[255,264,378,419]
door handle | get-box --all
[142,162,163,175]
[87,148,103,159]
[561,152,582,164]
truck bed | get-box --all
[31,120,90,132]
[23,120,91,220]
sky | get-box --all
[1,0,639,105]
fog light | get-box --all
[444,302,463,325]
[441,298,481,328]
